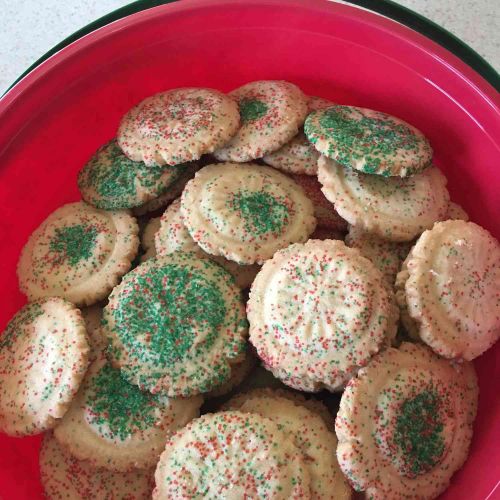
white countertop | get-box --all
[0,0,498,94]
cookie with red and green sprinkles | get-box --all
[117,88,239,166]
[0,298,89,436]
[248,239,399,392]
[17,201,139,306]
[318,156,450,242]
[78,140,184,210]
[397,220,500,360]
[54,353,202,471]
[305,105,433,177]
[446,201,469,221]
[153,411,311,499]
[214,80,308,162]
[103,253,248,397]
[181,163,316,264]
[40,432,155,500]
[336,343,478,499]
[224,389,351,500]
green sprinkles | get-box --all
[49,224,98,266]
[239,98,269,122]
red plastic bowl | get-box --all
[0,0,499,498]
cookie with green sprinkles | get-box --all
[0,298,89,436]
[396,220,500,360]
[40,432,155,500]
[224,389,351,500]
[78,140,184,210]
[54,353,202,471]
[153,411,311,499]
[17,201,139,306]
[336,343,478,499]
[117,88,239,166]
[103,253,248,396]
[248,239,399,392]
[318,156,449,241]
[181,163,316,264]
[214,80,308,162]
[305,104,433,177]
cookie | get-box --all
[446,201,469,221]
[104,253,248,396]
[214,80,308,162]
[248,239,399,392]
[305,105,433,177]
[336,343,478,499]
[290,173,348,231]
[17,201,139,306]
[40,432,154,500]
[318,156,449,241]
[0,298,89,436]
[139,216,160,262]
[78,140,183,210]
[396,220,500,360]
[118,88,239,166]
[153,411,311,499]
[181,163,316,264]
[54,353,202,471]
[263,96,334,175]
[80,304,106,360]
[345,225,412,286]
[224,389,351,499]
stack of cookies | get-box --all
[1,81,498,500]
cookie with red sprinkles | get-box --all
[214,80,308,162]
[318,156,449,241]
[40,432,154,500]
[17,201,139,306]
[0,298,89,436]
[117,88,239,166]
[54,353,202,471]
[181,163,316,264]
[305,105,433,177]
[248,239,399,392]
[396,220,500,360]
[103,253,248,397]
[336,343,478,499]
[153,411,311,499]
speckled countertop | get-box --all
[0,0,498,94]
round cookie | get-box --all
[54,353,202,471]
[395,260,422,342]
[80,304,106,360]
[181,163,316,264]
[248,239,399,392]
[447,201,469,221]
[336,343,478,499]
[139,216,161,262]
[118,88,239,166]
[0,298,89,436]
[40,432,154,500]
[153,411,311,499]
[104,253,248,396]
[397,220,500,360]
[305,105,433,177]
[17,201,139,306]
[224,389,351,499]
[345,225,412,286]
[318,156,449,241]
[214,80,308,162]
[78,140,183,210]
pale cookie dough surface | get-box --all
[153,411,311,499]
[17,202,139,306]
[399,220,500,360]
[305,105,432,177]
[336,343,478,499]
[0,298,89,436]
[80,304,106,360]
[318,157,449,241]
[118,88,239,166]
[40,432,154,500]
[54,354,202,471]
[214,80,308,162]
[181,163,316,264]
[248,239,398,392]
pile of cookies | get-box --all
[1,80,499,499]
